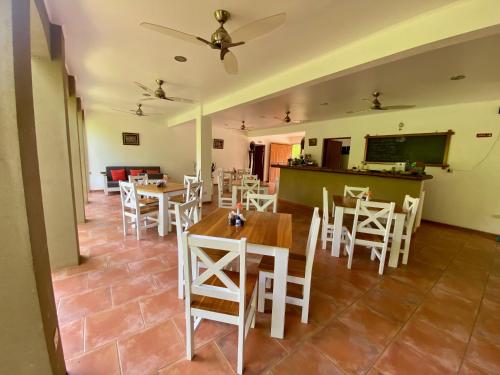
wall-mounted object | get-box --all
[213,138,224,149]
[476,133,493,138]
[122,132,140,146]
[308,138,317,146]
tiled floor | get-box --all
[53,191,500,375]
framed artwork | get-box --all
[213,138,224,149]
[308,138,317,146]
[122,132,140,146]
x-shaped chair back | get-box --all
[344,185,370,200]
[246,193,277,213]
[183,233,247,305]
[402,195,420,234]
[241,179,260,202]
[352,199,395,244]
[119,181,139,211]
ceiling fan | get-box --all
[112,103,158,117]
[347,91,415,114]
[274,110,305,124]
[135,79,195,104]
[140,9,286,75]
[227,120,254,131]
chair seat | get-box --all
[345,230,384,244]
[139,197,159,206]
[169,195,185,204]
[125,205,158,215]
[191,272,257,316]
[259,254,306,278]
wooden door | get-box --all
[268,143,292,183]
[252,145,265,181]
[322,139,343,169]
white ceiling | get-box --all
[43,0,458,116]
[213,32,500,130]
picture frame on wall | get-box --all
[308,138,317,146]
[213,138,224,149]
[122,132,140,146]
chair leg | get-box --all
[122,214,127,236]
[185,314,194,360]
[347,244,354,270]
[251,311,256,328]
[321,224,326,250]
[135,217,141,240]
[257,272,266,313]
[378,248,387,275]
[370,248,376,261]
[402,238,410,265]
[237,324,245,375]
[301,284,310,324]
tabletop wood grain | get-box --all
[333,195,403,213]
[136,182,185,194]
[188,208,292,249]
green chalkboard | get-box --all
[364,132,452,166]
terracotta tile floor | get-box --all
[54,191,500,375]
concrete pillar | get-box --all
[66,76,85,223]
[0,0,66,373]
[31,24,80,269]
[77,102,89,202]
[195,112,213,202]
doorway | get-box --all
[322,137,351,169]
[268,143,293,183]
[252,144,265,180]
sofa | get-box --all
[101,166,161,195]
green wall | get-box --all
[279,168,423,207]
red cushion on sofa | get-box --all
[146,169,160,174]
[111,169,126,181]
[130,169,143,176]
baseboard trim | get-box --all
[420,219,497,239]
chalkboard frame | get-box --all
[363,130,454,167]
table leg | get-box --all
[271,249,288,339]
[331,206,344,257]
[158,194,168,237]
[388,214,405,268]
[231,186,237,207]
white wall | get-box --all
[250,132,305,181]
[86,110,196,189]
[211,127,249,172]
[249,101,500,234]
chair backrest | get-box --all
[322,187,329,223]
[119,181,139,212]
[352,199,395,245]
[304,207,321,281]
[402,195,420,235]
[174,198,200,235]
[344,185,370,200]
[246,193,277,213]
[184,174,199,187]
[183,233,247,313]
[241,179,260,201]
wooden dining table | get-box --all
[188,207,292,339]
[136,182,186,236]
[331,195,406,268]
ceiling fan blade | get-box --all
[165,96,196,104]
[139,97,158,101]
[223,51,238,75]
[134,81,155,94]
[382,105,416,110]
[140,22,208,47]
[346,108,370,114]
[231,13,286,42]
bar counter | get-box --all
[273,165,432,207]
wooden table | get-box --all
[136,183,186,236]
[188,208,292,339]
[331,195,406,268]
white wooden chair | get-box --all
[344,185,370,200]
[343,199,395,275]
[174,199,200,299]
[321,187,335,250]
[258,207,321,323]
[240,179,260,203]
[182,233,257,375]
[391,195,420,265]
[128,175,145,183]
[169,181,203,231]
[184,174,199,186]
[119,181,159,240]
[246,193,277,213]
[217,173,234,208]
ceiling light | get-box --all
[174,55,187,62]
[450,74,466,81]
[320,102,329,106]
